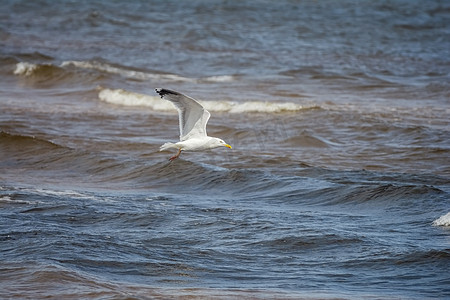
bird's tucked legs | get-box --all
[169,149,182,161]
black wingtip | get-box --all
[155,88,180,98]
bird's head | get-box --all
[212,138,232,149]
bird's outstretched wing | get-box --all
[156,88,211,141]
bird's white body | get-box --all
[160,136,227,152]
[156,88,231,160]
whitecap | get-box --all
[432,212,450,227]
[13,62,39,76]
[62,60,197,82]
[98,88,310,114]
[15,60,236,83]
[98,88,174,111]
[0,195,32,205]
[61,60,156,80]
[201,75,235,82]
[62,60,236,83]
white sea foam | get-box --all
[61,60,234,83]
[98,88,174,111]
[432,212,450,227]
[32,188,94,199]
[14,60,235,83]
[201,75,235,82]
[14,62,39,76]
[98,88,308,114]
[0,195,32,205]
[61,60,195,82]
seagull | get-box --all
[156,88,232,161]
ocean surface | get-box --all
[1,0,449,299]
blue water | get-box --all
[1,0,449,299]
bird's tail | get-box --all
[160,142,177,152]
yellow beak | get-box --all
[225,144,232,149]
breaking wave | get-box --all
[14,60,235,83]
[433,212,450,227]
[98,88,314,113]
[13,60,318,114]
[13,62,43,76]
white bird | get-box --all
[156,88,232,161]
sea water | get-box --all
[1,0,449,299]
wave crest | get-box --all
[12,61,98,86]
[433,212,450,227]
[14,62,39,76]
[61,60,234,83]
[0,131,62,150]
[98,88,313,114]
[14,60,236,84]
[13,62,61,77]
